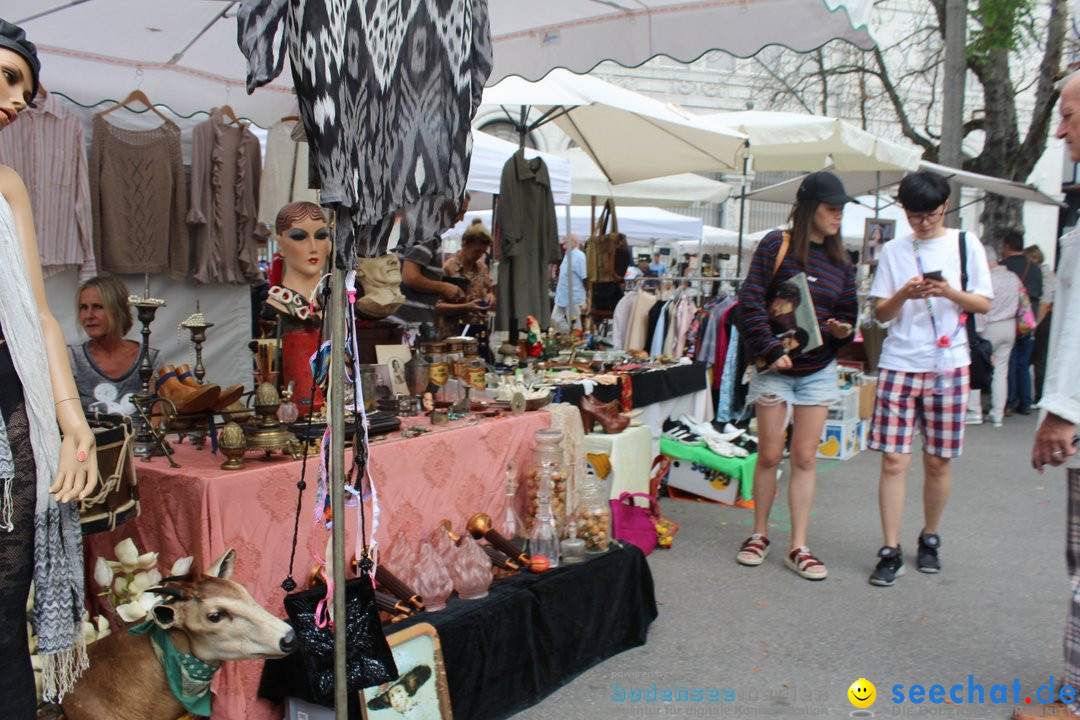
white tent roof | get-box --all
[556,148,731,206]
[469,132,572,204]
[482,69,748,183]
[748,163,1064,206]
[444,206,703,245]
[486,0,877,85]
[699,110,922,172]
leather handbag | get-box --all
[610,491,659,556]
[586,199,630,283]
[355,254,406,319]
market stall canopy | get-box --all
[470,132,572,204]
[699,110,922,172]
[556,148,731,206]
[482,69,748,184]
[486,0,877,85]
[444,206,703,245]
[747,162,1064,206]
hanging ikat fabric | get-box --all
[237,0,492,260]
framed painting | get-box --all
[862,218,896,265]
[361,623,452,720]
[375,344,413,396]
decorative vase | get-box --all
[382,531,417,588]
[413,541,452,612]
[449,534,492,600]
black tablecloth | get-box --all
[260,543,658,719]
[554,361,707,408]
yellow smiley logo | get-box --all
[848,678,876,709]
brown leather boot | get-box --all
[177,364,243,411]
[155,366,221,415]
[580,395,630,434]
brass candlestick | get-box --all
[180,303,214,384]
[129,293,173,463]
[467,513,531,566]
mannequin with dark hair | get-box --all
[0,19,98,715]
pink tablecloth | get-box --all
[84,411,551,720]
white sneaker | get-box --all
[965,413,983,425]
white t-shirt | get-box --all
[870,229,994,372]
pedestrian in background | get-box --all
[1026,244,1055,404]
[551,234,587,333]
[968,244,1024,428]
[1022,71,1080,720]
[1001,229,1042,416]
[866,171,992,587]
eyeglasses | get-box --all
[904,207,946,225]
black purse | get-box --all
[282,559,398,702]
[278,310,398,703]
[959,232,993,392]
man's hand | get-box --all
[898,276,926,301]
[1032,412,1077,472]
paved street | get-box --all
[523,412,1066,719]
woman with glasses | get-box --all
[865,172,993,587]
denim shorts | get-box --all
[747,361,840,408]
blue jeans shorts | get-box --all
[748,361,840,409]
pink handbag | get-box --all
[610,492,659,556]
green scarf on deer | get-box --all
[130,619,218,716]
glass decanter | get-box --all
[502,461,528,554]
[529,468,560,568]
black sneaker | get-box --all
[917,531,941,573]
[869,545,905,586]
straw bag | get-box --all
[586,199,630,283]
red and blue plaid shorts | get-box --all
[868,366,969,458]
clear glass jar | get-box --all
[574,468,612,553]
[524,428,567,537]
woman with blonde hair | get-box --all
[437,218,495,338]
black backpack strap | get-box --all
[959,231,968,292]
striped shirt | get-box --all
[388,236,443,327]
[0,92,95,279]
[738,230,858,377]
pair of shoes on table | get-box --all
[155,365,243,415]
[869,532,941,586]
[662,418,702,446]
[580,395,630,435]
[679,416,748,457]
[1013,703,1079,719]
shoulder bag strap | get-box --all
[607,198,619,236]
[773,231,791,277]
[959,231,979,340]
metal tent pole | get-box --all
[329,252,348,719]
[735,153,751,278]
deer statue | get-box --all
[62,548,297,720]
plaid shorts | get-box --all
[868,366,969,458]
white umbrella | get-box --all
[444,206,703,245]
[483,69,747,184]
[487,0,877,85]
[556,148,731,206]
[700,110,922,172]
[469,131,572,204]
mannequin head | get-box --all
[275,201,329,290]
[0,20,39,117]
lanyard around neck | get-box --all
[912,238,964,348]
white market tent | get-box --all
[469,131,572,204]
[444,206,703,246]
[482,69,748,184]
[486,0,876,84]
[557,148,731,207]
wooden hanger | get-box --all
[218,104,243,127]
[279,114,299,123]
[98,88,175,126]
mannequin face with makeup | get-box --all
[0,47,33,129]
[277,215,330,289]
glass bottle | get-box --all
[524,429,567,537]
[575,466,612,553]
[276,381,300,424]
[529,468,560,568]
[502,462,528,554]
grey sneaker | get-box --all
[869,545,905,586]
[917,531,941,573]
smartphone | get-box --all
[922,270,944,281]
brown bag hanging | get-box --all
[586,199,630,283]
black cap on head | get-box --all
[796,172,856,206]
[0,20,39,104]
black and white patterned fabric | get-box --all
[237,0,492,261]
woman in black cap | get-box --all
[736,171,858,581]
[0,20,98,715]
